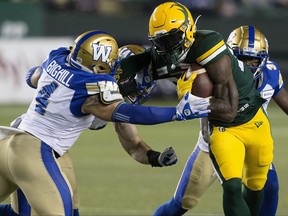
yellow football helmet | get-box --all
[148,2,196,55]
[70,30,118,74]
[227,25,269,79]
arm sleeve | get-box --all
[26,66,41,89]
[111,102,177,125]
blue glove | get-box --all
[132,65,156,105]
[176,92,211,120]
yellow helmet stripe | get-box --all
[197,40,226,65]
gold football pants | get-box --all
[0,133,73,215]
[10,150,79,215]
[209,108,273,190]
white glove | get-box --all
[157,147,178,166]
[176,92,211,120]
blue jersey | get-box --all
[257,60,284,110]
[19,47,123,156]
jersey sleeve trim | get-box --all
[197,40,226,65]
[86,82,100,94]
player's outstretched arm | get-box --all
[83,92,210,125]
[114,122,177,167]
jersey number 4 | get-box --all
[35,81,59,115]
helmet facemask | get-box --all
[150,28,186,55]
[234,49,268,79]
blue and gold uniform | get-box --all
[0,30,208,216]
[0,47,120,216]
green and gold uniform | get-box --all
[120,30,273,192]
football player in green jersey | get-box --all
[118,2,273,215]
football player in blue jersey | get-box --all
[0,41,192,216]
[227,25,288,216]
[0,30,210,216]
[117,2,275,215]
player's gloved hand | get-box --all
[176,92,211,120]
[132,66,156,105]
[147,147,178,167]
[158,147,178,166]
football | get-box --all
[190,63,213,98]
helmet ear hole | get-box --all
[98,66,105,71]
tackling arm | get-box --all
[206,55,238,123]
[113,122,177,167]
[82,93,210,124]
[114,122,150,164]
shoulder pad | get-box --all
[100,90,123,104]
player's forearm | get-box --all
[208,97,236,123]
[129,141,151,164]
[112,102,177,125]
[208,83,238,123]
[114,122,151,164]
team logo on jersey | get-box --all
[218,127,226,132]
[92,43,112,63]
[254,121,263,128]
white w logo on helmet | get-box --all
[92,43,112,63]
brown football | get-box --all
[190,63,213,98]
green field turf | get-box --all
[0,101,287,216]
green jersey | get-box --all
[184,30,266,127]
[120,30,265,126]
